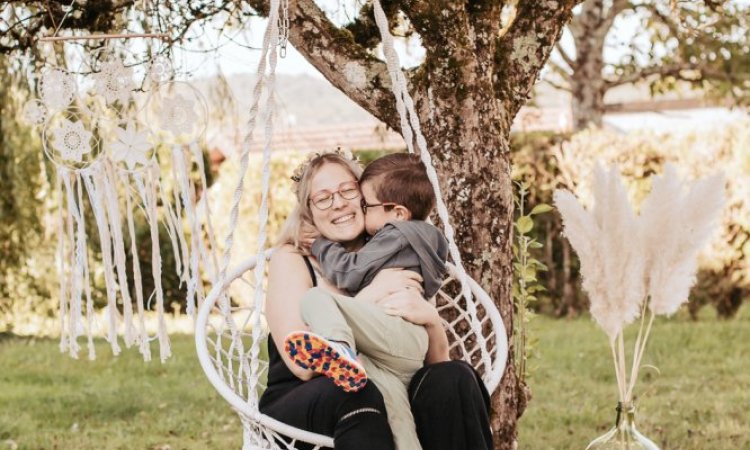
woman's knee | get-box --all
[339,381,388,416]
[409,360,489,409]
[334,382,394,449]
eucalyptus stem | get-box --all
[518,226,528,382]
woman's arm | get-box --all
[265,245,317,381]
[353,268,423,303]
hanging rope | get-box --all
[371,0,493,372]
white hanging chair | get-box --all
[195,1,509,448]
[196,253,507,449]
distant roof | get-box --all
[208,106,573,155]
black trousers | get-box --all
[260,376,395,450]
[260,360,492,450]
[408,360,493,450]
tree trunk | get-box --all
[570,0,610,130]
[571,57,606,129]
[276,1,581,447]
[415,67,519,449]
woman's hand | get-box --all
[354,268,424,303]
[374,289,440,326]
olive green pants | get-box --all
[300,286,429,450]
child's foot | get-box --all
[284,331,368,393]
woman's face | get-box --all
[308,162,366,245]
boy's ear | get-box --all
[393,205,412,220]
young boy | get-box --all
[284,153,448,450]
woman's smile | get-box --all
[332,213,356,225]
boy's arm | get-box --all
[311,227,406,292]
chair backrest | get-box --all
[195,250,507,448]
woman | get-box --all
[259,152,492,450]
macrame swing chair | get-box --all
[194,0,509,448]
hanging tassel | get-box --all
[82,167,121,356]
[171,145,199,316]
[122,170,152,361]
[190,141,220,283]
[62,171,83,358]
[146,166,171,362]
[102,161,136,347]
[55,169,70,354]
[75,173,96,361]
[167,153,192,302]
[155,171,185,290]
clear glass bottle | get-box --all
[585,402,660,450]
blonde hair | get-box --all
[276,152,363,252]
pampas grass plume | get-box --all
[554,163,644,341]
[640,164,726,315]
[554,161,726,404]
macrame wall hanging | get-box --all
[22,41,218,363]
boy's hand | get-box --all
[299,221,320,253]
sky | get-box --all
[175,1,749,82]
[172,3,650,80]
[173,3,423,80]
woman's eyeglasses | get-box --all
[309,181,360,210]
[361,199,398,215]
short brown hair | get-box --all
[360,153,435,220]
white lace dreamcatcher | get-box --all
[22,49,218,363]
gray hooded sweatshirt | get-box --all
[311,220,449,298]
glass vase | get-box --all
[585,402,660,450]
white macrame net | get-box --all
[24,49,219,363]
[195,0,509,447]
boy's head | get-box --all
[359,153,435,235]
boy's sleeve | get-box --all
[311,227,406,292]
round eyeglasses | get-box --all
[360,199,398,215]
[309,181,361,210]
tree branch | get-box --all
[605,62,736,88]
[546,60,574,90]
[605,0,633,25]
[495,0,581,114]
[555,41,577,71]
[247,0,403,129]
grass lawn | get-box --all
[519,306,750,449]
[0,335,241,449]
[1,307,748,449]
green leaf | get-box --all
[529,203,553,215]
[528,259,549,271]
[528,240,543,249]
[516,215,533,234]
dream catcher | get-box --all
[22,36,217,363]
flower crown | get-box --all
[290,147,359,183]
